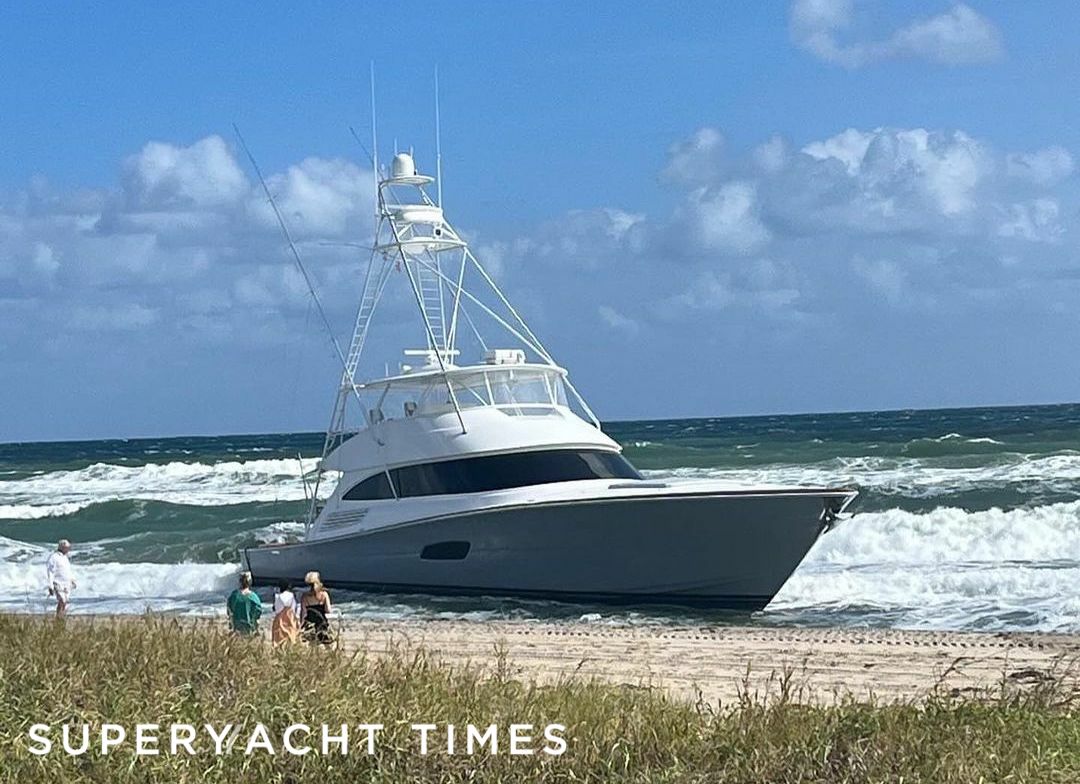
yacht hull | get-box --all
[244,490,852,610]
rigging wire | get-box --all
[347,125,375,168]
[232,124,357,392]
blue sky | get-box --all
[2,1,1080,441]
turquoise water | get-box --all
[3,403,1080,630]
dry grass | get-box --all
[1,614,1079,782]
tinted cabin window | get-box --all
[342,471,394,501]
[391,449,640,498]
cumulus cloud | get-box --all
[752,136,789,174]
[6,122,1080,437]
[494,208,645,271]
[122,135,247,209]
[790,0,1004,68]
[1006,147,1075,186]
[661,127,725,185]
[597,305,639,334]
[490,123,1077,337]
[3,125,1077,394]
[678,182,770,254]
[248,157,373,237]
[0,135,375,350]
[797,127,989,221]
[997,199,1063,243]
[658,270,734,314]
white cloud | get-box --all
[233,265,310,307]
[0,135,375,343]
[492,208,645,271]
[1006,147,1075,186]
[790,0,1003,68]
[123,136,247,208]
[802,128,873,175]
[661,127,724,185]
[31,242,59,276]
[680,182,770,254]
[753,136,789,174]
[3,123,1078,368]
[598,305,639,334]
[659,270,734,315]
[500,123,1079,332]
[889,4,1003,64]
[786,127,991,231]
[997,199,1063,243]
[248,157,373,237]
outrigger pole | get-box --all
[232,124,357,397]
[234,125,379,530]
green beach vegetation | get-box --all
[1,615,1078,783]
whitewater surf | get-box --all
[2,404,1078,630]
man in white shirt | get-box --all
[45,539,76,619]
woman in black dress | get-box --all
[300,570,334,645]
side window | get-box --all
[342,472,394,501]
[387,450,641,498]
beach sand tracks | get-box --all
[340,621,1080,706]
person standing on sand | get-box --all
[300,571,334,645]
[271,579,300,645]
[226,572,262,636]
[45,539,76,619]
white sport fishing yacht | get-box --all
[244,148,856,609]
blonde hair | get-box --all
[304,571,322,590]
[239,571,253,589]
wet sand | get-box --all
[336,620,1080,705]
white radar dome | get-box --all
[391,153,416,179]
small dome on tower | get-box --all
[391,153,416,179]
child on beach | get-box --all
[271,579,300,645]
[226,572,262,636]
[300,571,334,645]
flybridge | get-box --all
[301,140,603,527]
[235,75,605,531]
[326,146,600,437]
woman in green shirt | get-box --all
[227,571,262,635]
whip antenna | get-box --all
[435,65,443,207]
[370,61,379,230]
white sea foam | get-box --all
[6,448,1075,522]
[0,536,237,615]
[252,520,306,543]
[0,502,93,519]
[0,458,333,518]
[3,453,1080,630]
[646,452,1080,499]
[769,501,1080,631]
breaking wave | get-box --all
[0,535,237,615]
[769,501,1080,632]
[3,408,1079,631]
[0,459,331,519]
[4,449,1079,521]
[647,452,1080,509]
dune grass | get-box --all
[1,614,1079,782]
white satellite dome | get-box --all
[391,152,416,179]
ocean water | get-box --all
[2,403,1079,632]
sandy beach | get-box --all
[334,620,1080,705]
